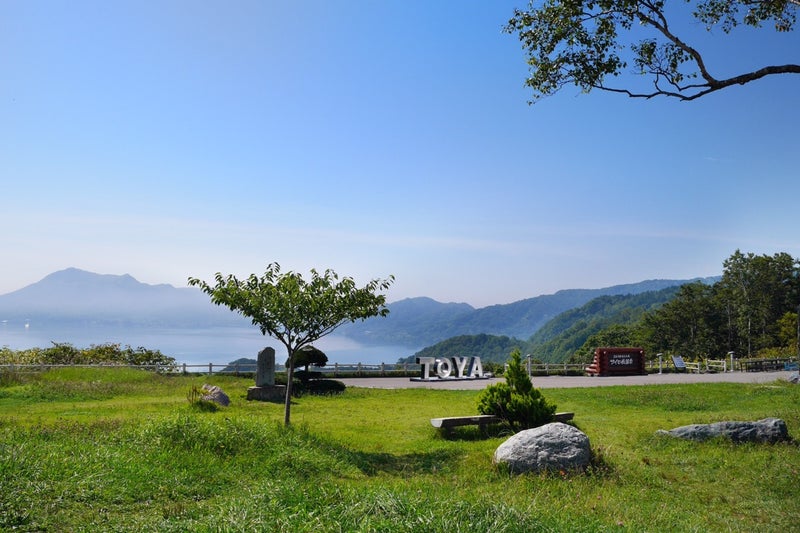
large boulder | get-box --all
[656,418,788,443]
[200,384,230,407]
[493,422,591,474]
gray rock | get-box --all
[493,422,591,474]
[789,372,799,384]
[656,418,788,443]
[200,384,230,407]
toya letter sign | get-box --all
[412,356,486,381]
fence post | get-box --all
[381,363,385,376]
[334,362,338,377]
[357,362,362,376]
[208,363,213,376]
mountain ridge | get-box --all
[338,277,719,346]
[0,268,718,346]
[0,268,245,328]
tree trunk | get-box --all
[284,351,294,426]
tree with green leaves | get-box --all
[719,250,799,355]
[506,0,800,102]
[639,281,722,359]
[189,263,394,426]
[291,345,328,373]
[477,348,556,431]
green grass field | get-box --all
[1,368,798,532]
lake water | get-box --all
[0,323,419,366]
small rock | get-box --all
[201,384,230,407]
[493,422,591,474]
[656,418,788,443]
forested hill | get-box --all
[400,286,685,364]
[406,285,680,363]
[526,286,682,362]
[339,277,717,348]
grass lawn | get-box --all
[1,368,798,531]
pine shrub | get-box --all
[477,348,556,431]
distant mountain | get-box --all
[0,269,719,350]
[336,297,474,346]
[526,286,684,363]
[0,268,246,328]
[340,278,719,347]
[399,283,710,364]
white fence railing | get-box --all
[0,362,423,377]
[1,361,586,377]
[3,357,795,377]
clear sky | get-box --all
[2,1,798,308]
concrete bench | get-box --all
[430,415,501,431]
[554,411,575,423]
[430,412,574,433]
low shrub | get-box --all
[477,348,555,431]
[294,379,346,396]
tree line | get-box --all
[570,250,800,364]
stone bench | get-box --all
[430,412,574,434]
[431,415,502,431]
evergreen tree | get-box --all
[477,348,556,431]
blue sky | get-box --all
[2,1,798,307]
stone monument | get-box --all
[247,347,286,402]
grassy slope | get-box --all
[1,368,799,532]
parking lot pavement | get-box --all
[336,371,796,390]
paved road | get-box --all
[337,370,797,390]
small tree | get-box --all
[477,348,556,431]
[189,263,393,426]
[291,345,328,383]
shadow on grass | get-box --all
[285,424,465,476]
[343,448,461,476]
[433,424,515,441]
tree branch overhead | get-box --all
[507,0,799,102]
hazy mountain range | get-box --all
[0,268,246,329]
[0,268,718,348]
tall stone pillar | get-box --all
[256,346,275,386]
[247,346,286,402]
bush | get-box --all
[477,348,556,431]
[0,343,176,369]
[294,379,346,396]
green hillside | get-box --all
[527,286,681,363]
[405,287,681,364]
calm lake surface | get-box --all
[0,323,418,366]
